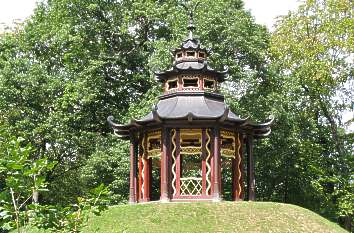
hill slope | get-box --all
[84,202,346,233]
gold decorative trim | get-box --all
[146,130,161,159]
[205,129,211,194]
[181,75,200,90]
[171,129,177,195]
[236,133,242,198]
[180,129,202,135]
[180,147,202,155]
[220,130,236,158]
[180,129,202,155]
[141,135,146,199]
[203,77,216,91]
[166,78,178,92]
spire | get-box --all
[181,2,200,40]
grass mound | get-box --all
[84,201,346,233]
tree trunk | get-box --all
[32,190,39,204]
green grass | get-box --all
[83,201,346,233]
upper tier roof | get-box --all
[155,60,228,82]
[155,18,228,82]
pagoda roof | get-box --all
[155,60,228,82]
[108,92,273,140]
[173,38,204,52]
[141,92,243,122]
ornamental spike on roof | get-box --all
[156,4,227,82]
[181,2,199,41]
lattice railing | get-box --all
[180,177,202,196]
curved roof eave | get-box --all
[247,116,274,129]
[155,62,228,81]
[107,116,131,130]
[254,129,272,139]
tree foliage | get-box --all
[268,0,353,227]
[0,0,352,231]
[0,128,55,232]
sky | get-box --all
[0,0,38,30]
[243,0,301,30]
[0,0,301,31]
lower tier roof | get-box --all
[108,92,273,140]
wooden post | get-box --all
[246,134,255,201]
[138,156,143,202]
[213,127,221,201]
[232,155,236,200]
[129,132,137,204]
[149,158,153,200]
[160,128,170,202]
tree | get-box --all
[0,127,56,232]
[2,0,351,230]
[270,0,353,229]
[0,0,271,205]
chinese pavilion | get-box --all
[108,10,272,203]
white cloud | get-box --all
[0,0,38,31]
[243,0,302,30]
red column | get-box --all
[129,132,137,204]
[138,156,143,202]
[143,157,150,202]
[160,128,170,202]
[149,158,153,199]
[213,127,221,201]
[246,134,255,201]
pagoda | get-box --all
[108,9,272,203]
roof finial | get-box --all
[181,2,200,40]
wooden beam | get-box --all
[246,134,255,201]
